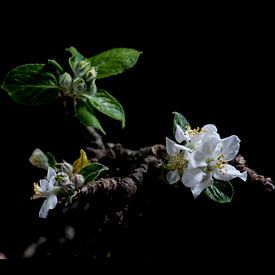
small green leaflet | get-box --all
[88,89,125,128]
[1,64,59,105]
[80,163,109,182]
[204,181,234,203]
[173,112,190,136]
[87,48,142,79]
[75,98,106,134]
[66,47,85,76]
[48,59,64,75]
[46,152,57,168]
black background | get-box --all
[0,2,274,262]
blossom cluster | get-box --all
[30,149,107,218]
[165,124,247,198]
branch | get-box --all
[80,144,165,197]
[85,143,275,197]
[84,144,274,198]
[235,154,274,191]
[85,126,105,150]
[70,144,164,225]
[86,142,163,164]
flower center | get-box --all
[31,182,60,200]
[187,126,206,136]
[167,152,188,171]
[31,182,46,199]
[204,154,227,173]
[213,154,227,171]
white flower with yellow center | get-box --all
[166,124,247,198]
[32,167,60,218]
[165,137,191,184]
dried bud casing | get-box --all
[29,148,49,170]
[59,161,73,176]
[71,174,85,188]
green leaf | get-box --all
[46,152,57,168]
[88,89,125,128]
[65,47,85,75]
[1,64,59,105]
[173,112,190,135]
[80,163,109,182]
[204,181,234,203]
[75,98,106,134]
[48,59,64,75]
[87,48,142,79]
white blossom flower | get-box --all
[166,124,247,198]
[165,137,190,184]
[165,124,219,185]
[32,167,60,218]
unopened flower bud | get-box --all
[85,67,97,82]
[29,148,49,170]
[59,73,72,89]
[56,172,71,186]
[73,77,87,93]
[76,60,90,77]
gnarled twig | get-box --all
[235,154,274,191]
[80,145,165,197]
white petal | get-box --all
[222,135,240,161]
[212,142,223,157]
[213,164,247,181]
[200,137,221,159]
[191,174,214,198]
[176,144,192,152]
[39,199,50,218]
[175,125,189,143]
[39,179,49,191]
[48,177,56,190]
[47,167,56,181]
[202,124,218,134]
[166,170,180,184]
[187,151,207,169]
[40,178,55,192]
[48,194,58,210]
[38,195,58,219]
[191,184,205,198]
[181,168,205,187]
[166,138,179,155]
[199,124,220,145]
[166,138,190,155]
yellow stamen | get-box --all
[166,153,188,171]
[214,154,227,172]
[187,126,206,136]
[31,182,43,200]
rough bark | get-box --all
[235,154,274,191]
